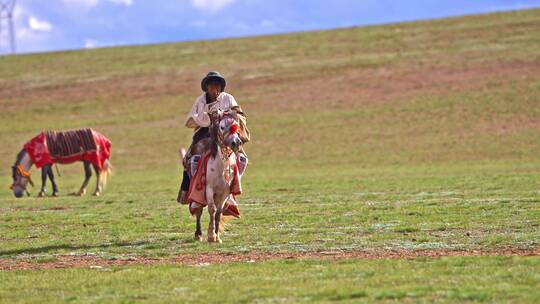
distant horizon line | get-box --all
[2,6,538,57]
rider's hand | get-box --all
[210,109,223,117]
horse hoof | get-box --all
[216,237,222,244]
[52,192,59,197]
[194,235,203,242]
[207,236,217,243]
[38,191,45,197]
[77,190,86,196]
[93,192,100,197]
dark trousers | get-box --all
[180,128,211,191]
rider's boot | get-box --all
[177,170,190,204]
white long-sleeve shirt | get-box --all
[185,92,238,129]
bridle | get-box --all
[213,114,241,183]
[10,164,34,193]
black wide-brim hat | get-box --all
[201,71,226,92]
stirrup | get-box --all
[237,153,248,177]
[190,154,201,177]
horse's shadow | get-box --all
[0,240,150,257]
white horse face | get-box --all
[218,115,243,152]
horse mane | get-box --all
[14,148,25,165]
[12,149,26,181]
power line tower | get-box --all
[0,0,16,55]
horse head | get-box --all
[10,164,33,198]
[212,111,243,153]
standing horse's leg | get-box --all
[77,161,92,196]
[92,164,102,196]
[38,165,49,197]
[194,207,203,241]
[214,193,227,243]
[47,165,59,196]
[206,187,219,243]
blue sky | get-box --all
[2,0,540,54]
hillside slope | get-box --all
[1,9,539,189]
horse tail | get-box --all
[180,148,187,159]
[180,148,187,168]
[100,159,113,188]
[219,215,233,233]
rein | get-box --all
[10,164,34,192]
[213,116,236,183]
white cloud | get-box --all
[191,0,236,13]
[0,5,55,54]
[84,39,98,48]
[29,16,53,32]
[83,38,126,49]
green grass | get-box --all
[0,165,538,258]
[1,257,539,303]
[1,8,540,304]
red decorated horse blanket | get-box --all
[188,151,242,218]
[24,129,111,170]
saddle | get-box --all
[184,107,250,176]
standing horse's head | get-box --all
[214,112,243,153]
[10,164,33,198]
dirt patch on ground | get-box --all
[1,247,538,271]
[241,60,540,113]
[3,59,538,113]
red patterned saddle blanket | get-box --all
[24,128,111,170]
[188,151,242,218]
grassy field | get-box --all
[1,8,540,303]
[2,258,539,303]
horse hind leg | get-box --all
[77,161,92,196]
[47,165,59,196]
[194,207,203,241]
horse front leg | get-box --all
[206,187,219,243]
[92,164,102,196]
[77,161,92,196]
[194,207,203,241]
[46,165,59,196]
[214,193,227,243]
[38,165,49,197]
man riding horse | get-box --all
[177,71,249,204]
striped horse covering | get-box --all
[24,128,111,170]
[46,129,97,159]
